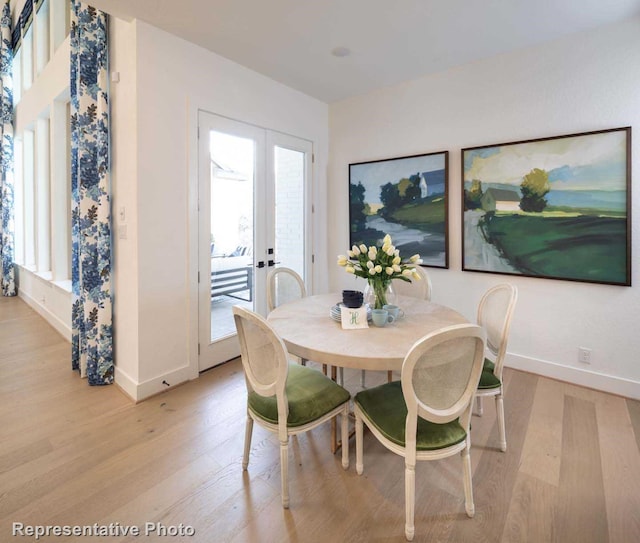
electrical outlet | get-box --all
[578,347,591,364]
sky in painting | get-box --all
[464,131,627,191]
[350,153,445,204]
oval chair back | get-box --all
[267,267,307,312]
[477,283,518,379]
[233,306,290,433]
[393,265,432,301]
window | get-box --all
[12,0,72,285]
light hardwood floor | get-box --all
[1,295,640,542]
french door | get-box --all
[198,112,313,371]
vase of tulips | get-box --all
[337,234,423,310]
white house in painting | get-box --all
[481,188,521,212]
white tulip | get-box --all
[383,234,392,245]
[366,260,374,269]
[410,254,421,263]
[369,246,377,256]
[374,265,383,273]
[352,245,361,256]
[393,264,401,273]
[402,269,413,278]
[385,267,394,275]
[412,269,422,280]
[385,246,395,256]
[337,255,348,266]
[346,266,355,274]
[394,249,400,257]
[359,244,367,253]
[347,250,355,258]
[393,256,401,265]
[368,250,376,261]
[369,267,377,275]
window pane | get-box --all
[274,146,305,279]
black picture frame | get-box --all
[462,127,632,286]
[349,151,449,268]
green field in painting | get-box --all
[390,198,446,231]
[482,213,628,284]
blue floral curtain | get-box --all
[0,0,15,297]
[70,1,113,385]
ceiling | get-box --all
[89,0,640,103]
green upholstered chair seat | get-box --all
[354,381,466,451]
[248,363,350,427]
[478,358,501,389]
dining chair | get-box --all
[475,283,518,452]
[354,323,486,541]
[393,265,433,301]
[267,267,306,312]
[233,306,350,509]
[266,266,311,367]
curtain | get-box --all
[0,0,15,297]
[70,1,113,385]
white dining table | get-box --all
[267,293,468,373]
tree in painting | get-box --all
[464,179,484,210]
[520,168,550,212]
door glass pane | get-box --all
[209,131,254,342]
[274,146,305,282]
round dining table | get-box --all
[267,293,468,372]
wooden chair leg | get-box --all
[461,437,475,518]
[496,392,507,452]
[387,370,393,383]
[341,407,349,469]
[280,439,290,508]
[355,413,364,475]
[405,462,416,541]
[242,415,253,470]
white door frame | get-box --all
[195,110,314,371]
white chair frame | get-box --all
[266,266,307,312]
[475,283,518,452]
[355,323,486,541]
[234,306,349,509]
[393,265,433,301]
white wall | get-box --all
[328,17,640,399]
[110,18,140,398]
[112,21,329,400]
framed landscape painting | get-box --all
[462,127,631,286]
[350,151,449,268]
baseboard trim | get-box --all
[115,364,194,402]
[18,290,71,341]
[506,353,640,400]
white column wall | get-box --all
[329,17,640,398]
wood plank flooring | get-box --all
[1,294,639,542]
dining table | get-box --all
[267,292,468,373]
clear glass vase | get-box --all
[364,280,396,310]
